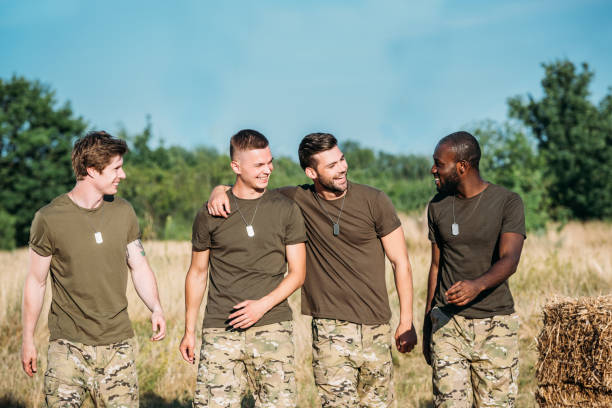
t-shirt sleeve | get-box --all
[126,204,141,243]
[192,206,212,251]
[284,201,307,245]
[501,192,526,238]
[29,211,53,257]
[373,191,402,238]
[427,201,437,243]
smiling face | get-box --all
[232,147,274,191]
[431,143,460,194]
[307,146,348,194]
[90,155,126,195]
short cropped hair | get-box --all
[298,133,338,170]
[229,129,269,160]
[72,131,128,180]
[437,131,481,170]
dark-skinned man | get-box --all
[423,131,525,408]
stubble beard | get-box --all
[437,169,460,195]
[318,172,348,195]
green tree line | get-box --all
[1,59,611,249]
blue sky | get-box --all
[1,0,611,158]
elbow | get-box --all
[392,258,410,276]
[504,255,522,277]
[292,267,306,288]
[297,270,306,287]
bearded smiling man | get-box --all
[423,131,526,407]
[208,132,417,408]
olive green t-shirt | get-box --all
[427,183,526,318]
[29,194,140,345]
[192,189,307,329]
[278,182,402,325]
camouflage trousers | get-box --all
[430,307,519,407]
[194,321,296,408]
[44,337,138,407]
[311,318,394,408]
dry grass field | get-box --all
[1,216,611,407]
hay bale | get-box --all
[536,295,612,407]
[536,384,612,408]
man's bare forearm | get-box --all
[184,250,210,334]
[259,243,306,312]
[184,267,208,334]
[393,257,414,326]
[22,274,46,343]
[128,240,163,313]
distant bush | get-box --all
[0,209,16,250]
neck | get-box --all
[456,173,488,199]
[68,182,105,209]
[314,180,347,200]
[232,179,266,199]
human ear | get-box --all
[86,167,99,178]
[304,167,317,181]
[230,160,241,175]
[457,160,468,175]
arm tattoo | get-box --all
[135,239,146,256]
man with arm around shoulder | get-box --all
[208,132,417,407]
[179,129,307,408]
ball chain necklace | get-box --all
[68,192,106,244]
[231,190,263,238]
[313,189,347,236]
[451,186,486,236]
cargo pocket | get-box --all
[430,307,452,335]
[44,372,86,405]
[43,374,60,396]
[484,314,519,369]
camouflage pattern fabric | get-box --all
[194,321,295,408]
[44,338,138,407]
[311,318,394,408]
[429,307,519,407]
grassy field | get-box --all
[1,216,611,407]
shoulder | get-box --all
[348,182,391,205]
[428,192,451,209]
[38,194,68,213]
[265,190,303,214]
[106,195,137,215]
[35,194,71,220]
[349,182,382,196]
[427,192,452,222]
[276,184,312,203]
[486,183,523,204]
[290,184,312,196]
[108,195,134,208]
[266,189,296,204]
[195,201,212,220]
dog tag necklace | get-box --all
[232,191,263,238]
[313,189,346,236]
[451,188,485,236]
[69,192,105,244]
